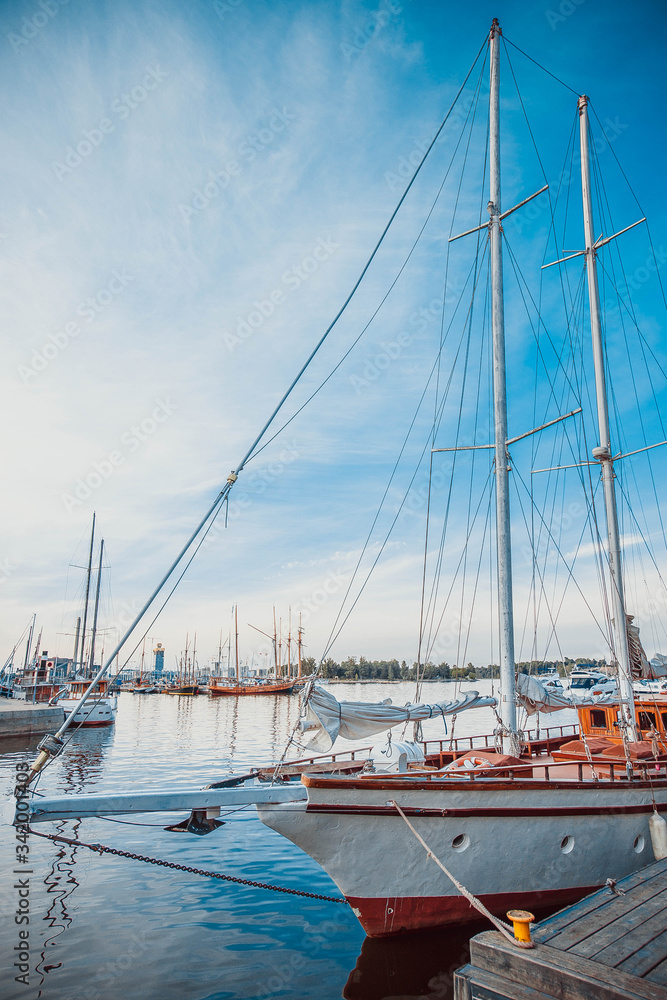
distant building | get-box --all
[154,643,165,675]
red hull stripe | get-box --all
[346,884,601,937]
[306,801,667,818]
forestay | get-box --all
[299,684,496,751]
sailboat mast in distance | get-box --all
[79,512,96,673]
[235,606,239,684]
[87,538,104,677]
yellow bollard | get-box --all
[507,909,535,943]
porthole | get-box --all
[560,836,575,854]
[452,834,470,852]
[633,835,645,854]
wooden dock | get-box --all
[455,859,667,999]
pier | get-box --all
[455,859,667,999]
[0,699,64,738]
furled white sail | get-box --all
[299,684,497,751]
[515,672,573,715]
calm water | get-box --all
[1,682,578,999]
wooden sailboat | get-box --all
[131,639,159,693]
[22,18,667,941]
[208,606,297,696]
[164,633,200,695]
[255,22,667,934]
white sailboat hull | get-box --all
[258,775,667,936]
[61,695,117,727]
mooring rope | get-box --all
[389,800,534,948]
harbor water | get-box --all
[1,681,577,999]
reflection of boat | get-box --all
[209,606,297,696]
[343,921,481,1000]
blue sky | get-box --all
[1,0,666,673]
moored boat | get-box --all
[59,679,117,728]
[20,18,667,942]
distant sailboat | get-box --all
[58,528,117,727]
[164,632,200,695]
[208,606,297,696]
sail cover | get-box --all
[299,684,497,751]
[515,673,573,715]
[516,673,620,715]
[650,654,667,679]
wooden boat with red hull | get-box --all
[258,752,667,937]
[208,606,300,696]
[208,677,296,696]
[20,18,667,946]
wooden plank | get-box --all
[618,928,667,979]
[648,956,667,985]
[470,931,667,1000]
[453,964,555,1000]
[453,966,473,1000]
[535,861,667,943]
[537,866,667,950]
[570,887,667,959]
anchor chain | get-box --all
[27,827,349,905]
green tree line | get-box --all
[301,656,608,681]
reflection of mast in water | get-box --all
[227,696,239,767]
[33,731,112,987]
[269,695,280,760]
[35,818,81,984]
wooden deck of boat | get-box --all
[454,859,667,999]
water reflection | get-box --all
[343,923,484,1000]
[35,819,81,991]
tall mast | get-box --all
[71,616,81,677]
[87,539,104,677]
[79,513,96,672]
[235,606,239,684]
[23,613,35,673]
[577,95,637,741]
[489,18,517,750]
[273,606,278,677]
[297,613,303,681]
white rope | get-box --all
[389,800,534,948]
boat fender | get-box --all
[649,809,667,860]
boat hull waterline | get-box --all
[258,775,667,936]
